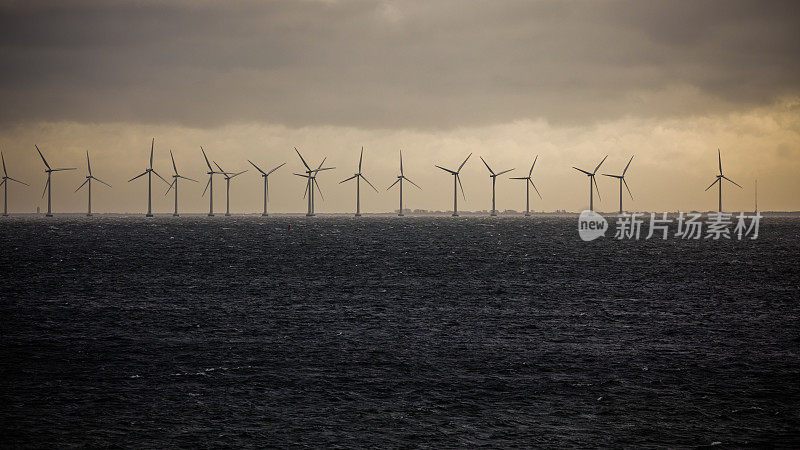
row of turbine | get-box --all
[0,140,740,217]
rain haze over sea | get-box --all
[1,216,798,447]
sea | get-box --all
[1,216,798,447]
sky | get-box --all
[0,0,798,214]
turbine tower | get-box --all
[1,152,29,216]
[35,145,76,217]
[165,150,198,217]
[248,160,286,216]
[128,138,168,217]
[294,148,334,216]
[479,156,513,216]
[573,155,607,212]
[509,155,542,216]
[387,150,420,216]
[200,147,226,216]
[704,149,742,212]
[213,161,246,216]
[75,151,111,216]
[435,153,472,217]
[602,155,634,214]
[340,147,378,217]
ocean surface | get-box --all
[1,216,799,447]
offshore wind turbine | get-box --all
[248,160,285,216]
[1,152,29,216]
[479,156,513,216]
[509,155,542,216]
[573,155,607,212]
[165,150,198,216]
[75,151,111,216]
[128,138,168,217]
[387,150,420,216]
[435,153,472,217]
[602,155,634,214]
[294,147,334,216]
[340,147,378,217]
[35,145,76,217]
[704,148,742,212]
[200,146,225,216]
[213,161,246,216]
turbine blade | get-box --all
[0,179,4,187]
[50,168,76,172]
[573,167,592,175]
[399,150,404,176]
[387,178,400,190]
[1,152,6,176]
[340,174,357,184]
[361,174,379,192]
[248,159,266,175]
[509,177,527,180]
[457,173,466,200]
[723,175,743,189]
[404,176,421,189]
[201,146,213,170]
[202,176,211,196]
[93,176,112,187]
[315,167,335,172]
[601,174,619,178]
[8,177,29,186]
[358,147,363,172]
[303,180,309,199]
[229,170,247,179]
[529,155,538,177]
[435,165,456,175]
[480,156,494,175]
[213,161,225,174]
[171,150,178,175]
[718,148,723,175]
[458,153,472,172]
[41,178,49,198]
[315,157,327,173]
[495,168,514,176]
[623,178,633,200]
[295,147,310,171]
[593,175,601,201]
[128,171,148,182]
[530,179,542,199]
[179,175,198,183]
[593,155,608,174]
[623,155,634,176]
[75,179,89,192]
[267,162,286,176]
[150,138,154,169]
[294,173,310,178]
[35,145,51,169]
[165,179,175,195]
[152,170,170,185]
[704,178,720,191]
[87,150,92,176]
[314,178,324,201]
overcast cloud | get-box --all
[1,0,798,129]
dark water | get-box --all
[1,216,799,447]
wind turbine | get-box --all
[165,150,198,216]
[704,149,742,212]
[509,155,542,216]
[436,153,472,217]
[294,147,334,216]
[248,160,286,216]
[1,152,29,216]
[128,138,168,217]
[200,146,225,216]
[340,147,378,217]
[387,150,420,216]
[479,156,513,216]
[573,155,607,212]
[213,161,246,216]
[602,155,634,214]
[75,151,111,216]
[35,145,76,217]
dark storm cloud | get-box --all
[0,0,798,129]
